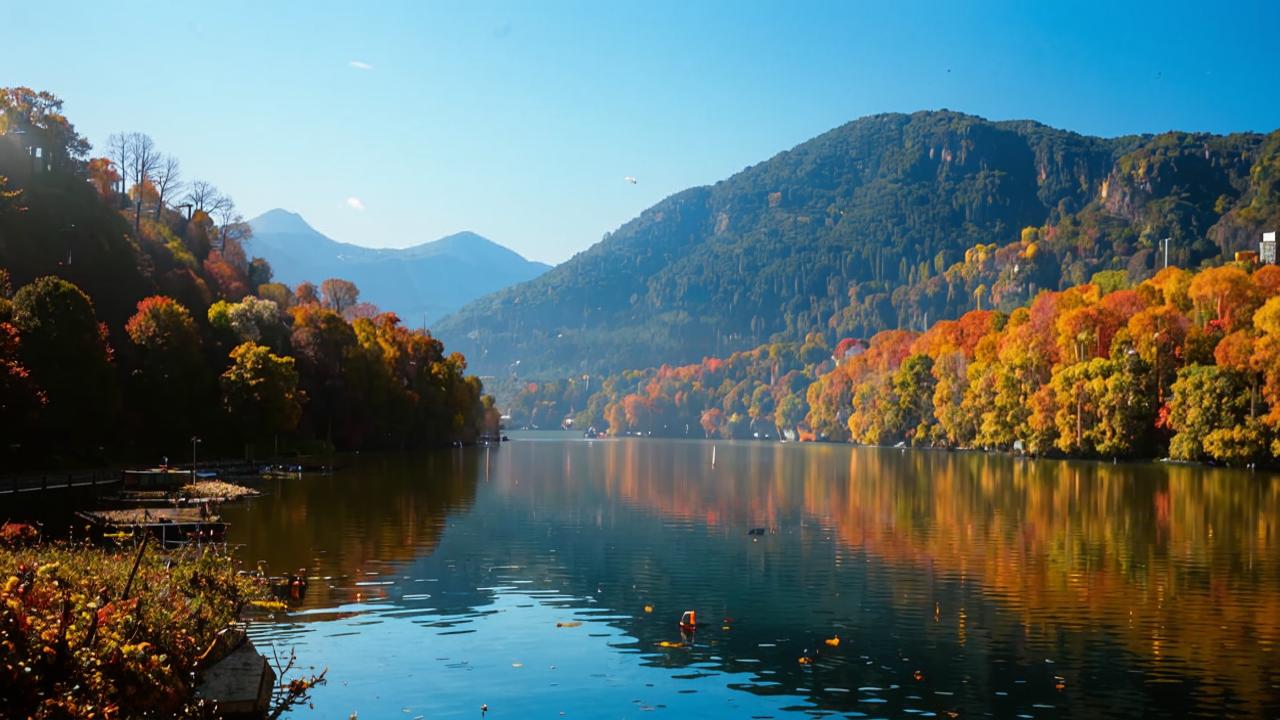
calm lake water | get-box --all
[223,434,1280,719]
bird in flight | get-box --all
[624,176,637,184]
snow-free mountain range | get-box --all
[245,209,550,324]
[245,208,550,324]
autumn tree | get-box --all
[11,276,116,452]
[248,257,273,288]
[289,304,356,443]
[0,87,89,171]
[294,281,320,306]
[774,394,805,437]
[1127,305,1190,403]
[1166,365,1252,462]
[320,278,360,315]
[220,342,303,455]
[931,351,973,445]
[887,353,935,445]
[1187,265,1260,333]
[208,296,286,350]
[257,282,294,310]
[1049,359,1109,456]
[125,296,207,449]
[0,321,45,454]
[86,157,119,200]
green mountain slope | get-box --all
[434,111,1276,379]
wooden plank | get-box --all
[195,639,275,717]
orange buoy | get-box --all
[679,610,697,631]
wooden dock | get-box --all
[77,507,228,546]
[0,470,120,496]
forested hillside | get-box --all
[437,111,1279,380]
[513,261,1280,465]
[0,88,495,467]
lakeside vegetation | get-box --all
[0,528,287,719]
[0,88,497,469]
[512,260,1280,466]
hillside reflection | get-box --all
[231,439,1280,717]
[492,439,1280,715]
[223,452,481,609]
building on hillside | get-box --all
[0,121,49,175]
[1262,231,1277,265]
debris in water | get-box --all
[556,621,583,628]
[824,636,840,647]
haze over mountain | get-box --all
[246,210,551,324]
[435,110,1280,380]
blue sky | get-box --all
[6,0,1279,264]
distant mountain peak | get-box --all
[430,231,496,250]
[244,210,550,324]
[248,208,319,236]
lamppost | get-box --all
[190,436,202,481]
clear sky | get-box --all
[6,0,1279,264]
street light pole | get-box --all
[191,436,201,481]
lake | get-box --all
[224,434,1280,718]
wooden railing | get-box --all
[0,471,121,495]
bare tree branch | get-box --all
[106,132,131,199]
[126,132,160,233]
[184,180,220,213]
[152,155,182,220]
[266,645,327,720]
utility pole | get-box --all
[1163,237,1170,269]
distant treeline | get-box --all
[512,260,1280,466]
[0,87,494,467]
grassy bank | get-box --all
[0,528,277,719]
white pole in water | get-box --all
[712,445,716,468]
